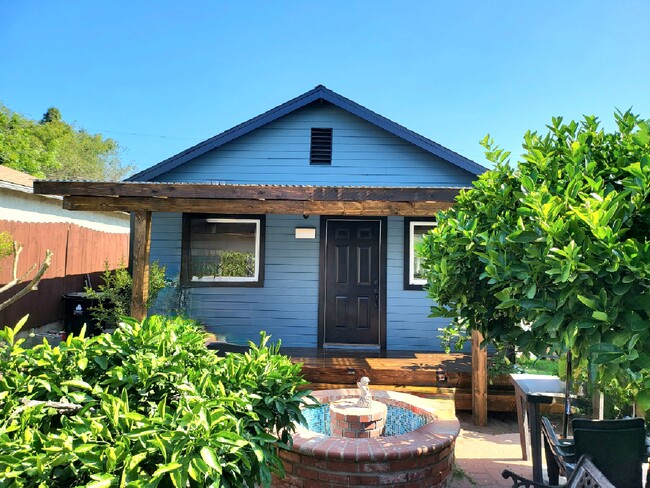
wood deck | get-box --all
[280,348,517,413]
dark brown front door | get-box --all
[323,219,381,345]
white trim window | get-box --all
[185,216,265,286]
[406,220,437,288]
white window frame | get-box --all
[407,220,437,287]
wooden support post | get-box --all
[131,210,152,322]
[472,329,488,426]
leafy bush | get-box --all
[85,261,167,328]
[0,315,311,487]
[420,110,650,409]
[0,231,12,263]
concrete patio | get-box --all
[450,412,648,488]
[450,412,532,487]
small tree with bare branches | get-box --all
[0,231,52,312]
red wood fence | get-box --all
[0,220,129,328]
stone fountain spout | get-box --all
[356,376,372,408]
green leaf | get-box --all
[591,311,609,322]
[526,283,537,299]
[611,281,632,296]
[547,313,564,332]
[577,294,597,309]
[200,446,221,472]
[77,356,88,370]
[127,452,148,471]
[508,230,539,243]
[251,432,277,443]
[592,352,624,364]
[622,311,648,332]
[590,343,622,354]
[86,474,116,488]
[191,455,210,475]
[170,468,184,488]
[61,379,92,391]
[93,355,109,370]
[152,461,183,478]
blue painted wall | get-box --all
[147,102,476,350]
[150,213,321,347]
[152,103,475,187]
[386,218,448,350]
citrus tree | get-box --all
[419,110,650,409]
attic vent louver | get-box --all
[310,128,333,165]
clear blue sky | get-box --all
[2,1,649,173]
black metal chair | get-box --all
[502,454,615,488]
[541,417,573,484]
[541,416,647,488]
[501,455,621,488]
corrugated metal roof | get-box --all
[38,180,472,190]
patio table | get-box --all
[510,373,566,483]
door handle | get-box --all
[374,291,379,308]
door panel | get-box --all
[324,220,381,345]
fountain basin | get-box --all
[273,389,460,488]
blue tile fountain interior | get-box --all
[301,403,428,436]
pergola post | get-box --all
[472,329,488,426]
[131,210,152,322]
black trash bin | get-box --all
[62,292,101,337]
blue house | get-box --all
[38,86,486,351]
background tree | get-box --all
[0,103,133,180]
[419,110,650,410]
[40,107,62,124]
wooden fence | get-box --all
[0,220,129,328]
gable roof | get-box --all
[127,85,486,182]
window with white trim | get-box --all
[404,218,436,290]
[183,215,265,286]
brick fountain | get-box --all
[273,377,460,488]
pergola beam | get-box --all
[61,196,452,216]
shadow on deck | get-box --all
[282,347,515,413]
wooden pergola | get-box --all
[33,180,488,425]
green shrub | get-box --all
[0,231,13,264]
[0,315,311,487]
[85,260,167,329]
[218,251,254,277]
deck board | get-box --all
[208,343,518,412]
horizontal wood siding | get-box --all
[153,103,475,187]
[149,213,320,347]
[149,214,452,351]
[386,217,448,350]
